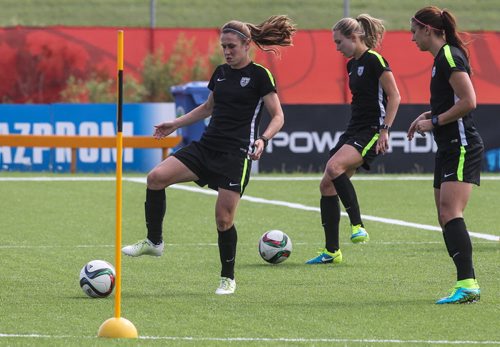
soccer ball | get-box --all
[79,260,116,298]
[259,230,292,264]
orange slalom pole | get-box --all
[97,30,137,338]
[114,29,124,319]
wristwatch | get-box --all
[379,123,390,131]
[431,114,440,127]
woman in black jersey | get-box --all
[122,16,296,295]
[408,6,483,304]
[306,14,400,265]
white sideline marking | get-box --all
[2,175,500,182]
[0,177,116,181]
[1,176,499,242]
[0,333,499,345]
[165,183,500,242]
[251,176,500,181]
[2,241,493,250]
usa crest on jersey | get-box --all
[357,66,364,76]
[240,77,250,87]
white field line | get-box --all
[2,175,500,181]
[251,176,500,181]
[1,176,499,242]
[3,241,493,250]
[0,333,499,345]
[164,182,500,242]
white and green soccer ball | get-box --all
[259,230,292,264]
[79,260,115,298]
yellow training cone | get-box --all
[98,317,138,338]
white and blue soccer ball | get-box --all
[259,230,292,264]
[79,260,116,298]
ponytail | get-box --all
[221,15,296,55]
[412,6,470,59]
[333,14,385,49]
[441,10,470,59]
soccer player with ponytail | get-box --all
[122,15,296,295]
[408,6,484,304]
[306,14,400,265]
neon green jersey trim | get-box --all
[457,145,466,181]
[240,158,249,193]
[443,44,456,68]
[253,63,275,86]
[362,133,380,157]
[368,50,386,67]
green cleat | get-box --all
[350,224,369,243]
[305,248,343,264]
[436,279,480,304]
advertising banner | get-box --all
[0,103,175,172]
[259,105,500,173]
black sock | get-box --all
[145,188,166,245]
[218,225,237,280]
[443,217,475,281]
[320,195,341,252]
[332,173,363,226]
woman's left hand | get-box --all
[376,131,389,154]
[249,139,265,160]
[415,119,433,135]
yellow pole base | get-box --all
[97,317,138,338]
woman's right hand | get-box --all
[407,112,429,141]
[153,121,177,139]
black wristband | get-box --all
[258,135,269,148]
[379,123,390,131]
[431,114,439,127]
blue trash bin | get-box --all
[170,81,210,149]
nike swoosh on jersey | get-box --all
[217,78,226,81]
[229,182,240,186]
[444,172,455,178]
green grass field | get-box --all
[1,0,500,30]
[0,173,499,346]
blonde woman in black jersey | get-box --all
[306,14,400,265]
[122,16,296,295]
[408,6,483,304]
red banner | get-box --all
[1,26,499,104]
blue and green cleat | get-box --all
[350,224,369,243]
[436,279,480,304]
[305,248,342,264]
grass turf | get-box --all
[0,174,499,346]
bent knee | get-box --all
[147,169,168,190]
[319,178,336,195]
[325,162,346,180]
[438,205,462,226]
[216,219,234,231]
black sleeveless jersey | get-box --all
[346,49,391,132]
[430,44,482,148]
[200,62,276,154]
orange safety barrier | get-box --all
[0,134,181,173]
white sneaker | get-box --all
[121,238,164,257]
[215,277,236,295]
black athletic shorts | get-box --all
[173,141,252,196]
[329,126,380,170]
[433,142,483,189]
